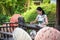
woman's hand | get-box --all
[42,22,48,25]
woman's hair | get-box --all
[13,27,32,40]
[35,27,60,40]
[36,7,45,15]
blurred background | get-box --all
[0,0,56,27]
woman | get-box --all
[13,27,32,40]
[35,27,60,40]
[30,7,48,27]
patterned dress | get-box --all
[35,27,60,40]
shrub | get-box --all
[0,14,10,24]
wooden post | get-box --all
[56,0,60,30]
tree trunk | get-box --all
[27,0,30,10]
[56,0,60,31]
[24,0,30,10]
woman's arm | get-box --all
[42,15,48,25]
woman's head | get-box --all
[36,7,45,15]
[35,27,60,40]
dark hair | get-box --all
[36,7,45,15]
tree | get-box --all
[0,0,27,16]
[43,0,50,3]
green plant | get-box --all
[0,0,27,16]
[0,14,10,24]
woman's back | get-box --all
[13,27,32,40]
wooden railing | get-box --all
[0,21,55,40]
[0,26,16,40]
[0,22,42,40]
